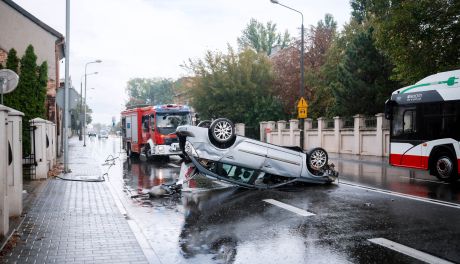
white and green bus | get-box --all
[384,69,460,182]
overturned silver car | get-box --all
[176,118,338,189]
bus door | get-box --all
[391,106,424,169]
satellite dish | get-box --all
[0,69,19,94]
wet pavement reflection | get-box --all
[330,154,460,204]
[94,137,460,263]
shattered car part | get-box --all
[176,118,338,189]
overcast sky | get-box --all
[14,0,351,125]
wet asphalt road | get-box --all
[89,136,460,264]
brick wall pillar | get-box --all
[353,114,364,155]
[375,113,384,156]
[235,123,245,136]
[267,121,276,144]
[277,120,286,145]
[289,119,298,146]
[334,116,342,153]
[318,117,324,148]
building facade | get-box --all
[0,0,64,124]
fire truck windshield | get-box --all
[156,112,191,134]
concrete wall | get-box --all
[260,114,390,157]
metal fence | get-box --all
[342,117,354,128]
[363,116,377,128]
[325,119,334,129]
[311,120,318,129]
[245,126,259,140]
[23,122,36,180]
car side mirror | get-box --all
[384,99,394,120]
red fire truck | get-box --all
[121,104,192,159]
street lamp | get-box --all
[83,60,102,146]
[79,72,97,140]
[270,0,305,149]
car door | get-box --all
[219,139,267,170]
[263,146,303,177]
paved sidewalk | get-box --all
[0,138,149,264]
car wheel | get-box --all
[209,118,236,148]
[307,147,328,171]
[197,120,212,128]
[434,152,458,182]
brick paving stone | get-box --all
[0,138,149,264]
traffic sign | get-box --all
[297,97,308,119]
[297,97,308,108]
[298,107,307,118]
[56,87,79,110]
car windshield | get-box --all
[156,112,191,135]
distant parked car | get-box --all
[88,131,97,137]
[98,130,109,139]
[176,118,338,189]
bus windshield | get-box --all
[156,112,191,134]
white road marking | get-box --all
[368,238,454,264]
[263,199,315,216]
[341,181,460,210]
[167,163,180,168]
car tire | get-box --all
[197,120,212,128]
[208,118,236,148]
[307,147,328,171]
[127,143,133,158]
[433,152,458,182]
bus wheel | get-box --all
[434,152,458,182]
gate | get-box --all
[22,122,36,180]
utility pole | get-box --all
[63,0,70,172]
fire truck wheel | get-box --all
[126,143,133,158]
[434,152,458,182]
[208,118,236,148]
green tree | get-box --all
[126,78,174,107]
[351,0,460,84]
[332,26,399,116]
[185,47,286,127]
[3,45,48,155]
[36,62,48,118]
[237,18,290,55]
[6,48,19,73]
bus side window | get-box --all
[150,114,155,132]
[403,109,416,134]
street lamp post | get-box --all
[79,72,97,140]
[83,60,102,147]
[270,0,305,150]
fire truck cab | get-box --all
[121,104,192,159]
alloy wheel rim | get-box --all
[310,150,327,169]
[213,121,232,141]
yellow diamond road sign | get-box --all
[297,97,308,119]
[297,97,308,108]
